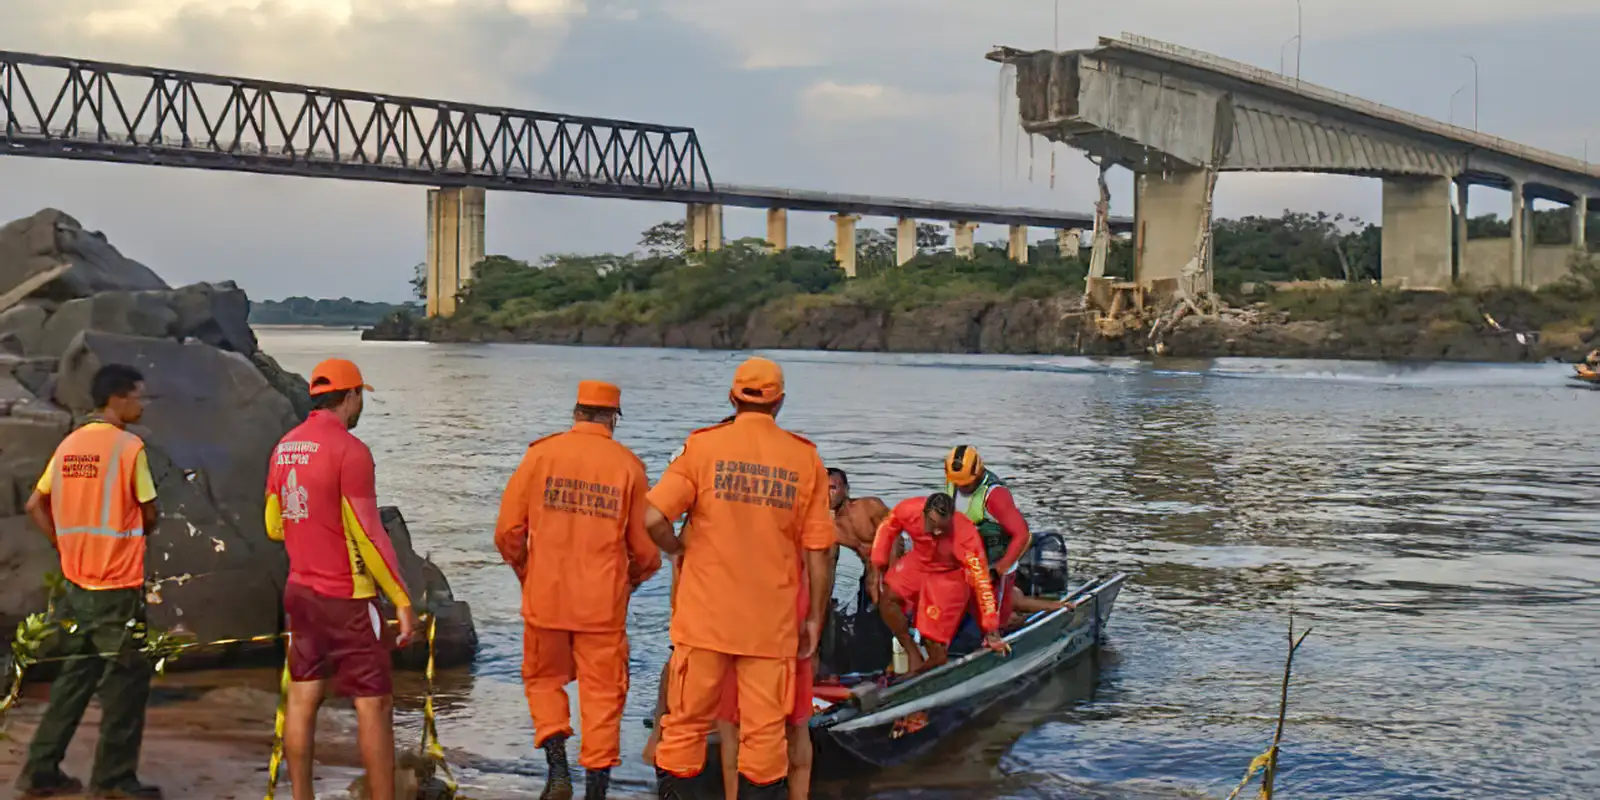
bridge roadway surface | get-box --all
[0,49,1129,232]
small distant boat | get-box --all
[1570,363,1600,389]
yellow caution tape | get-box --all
[1224,745,1276,800]
[421,614,460,797]
[263,648,291,800]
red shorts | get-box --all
[717,655,813,726]
[885,559,971,645]
[284,581,393,698]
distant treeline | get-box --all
[250,296,420,327]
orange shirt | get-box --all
[872,496,1001,634]
[495,421,662,632]
[648,412,834,659]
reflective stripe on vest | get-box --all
[52,424,147,590]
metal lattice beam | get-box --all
[0,51,713,200]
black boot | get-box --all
[540,735,573,800]
[584,768,611,800]
[737,775,789,800]
[655,766,693,800]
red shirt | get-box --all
[872,497,1000,633]
[265,411,411,608]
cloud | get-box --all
[798,81,947,124]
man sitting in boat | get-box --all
[872,493,1008,674]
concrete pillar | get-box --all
[1573,196,1588,250]
[1057,228,1081,256]
[1454,179,1469,281]
[831,213,860,277]
[1133,170,1212,296]
[951,221,978,259]
[1007,224,1029,264]
[766,208,788,250]
[424,186,486,317]
[1378,176,1453,290]
[896,217,917,266]
[1510,181,1526,287]
[686,204,725,252]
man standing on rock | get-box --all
[646,357,836,800]
[17,364,162,800]
[495,380,660,800]
[264,358,418,800]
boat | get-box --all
[1570,365,1600,389]
[806,571,1128,771]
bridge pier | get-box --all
[1133,170,1211,297]
[896,218,917,266]
[1573,196,1588,250]
[686,203,724,252]
[1454,179,1470,281]
[424,186,486,317]
[766,209,788,250]
[832,214,860,277]
[1380,176,1453,290]
[1008,225,1029,264]
[952,221,978,259]
[1058,229,1081,257]
[1510,181,1527,287]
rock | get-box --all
[251,349,312,420]
[167,281,257,355]
[0,301,49,355]
[56,331,298,533]
[0,516,57,634]
[380,507,477,669]
[0,413,71,518]
[38,292,180,358]
[0,209,168,299]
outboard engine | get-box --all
[1016,531,1070,597]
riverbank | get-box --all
[365,286,1599,363]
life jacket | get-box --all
[946,469,1012,568]
[51,423,150,590]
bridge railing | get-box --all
[0,51,714,195]
[1110,33,1599,181]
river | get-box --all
[256,328,1600,799]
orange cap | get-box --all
[308,358,372,396]
[730,357,784,404]
[576,380,622,410]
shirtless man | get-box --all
[826,468,891,603]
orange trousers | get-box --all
[655,645,795,785]
[521,624,630,770]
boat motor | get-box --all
[1017,531,1070,597]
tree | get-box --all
[411,262,427,301]
[639,219,687,258]
[916,222,949,250]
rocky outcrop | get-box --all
[0,209,476,670]
[369,293,1598,364]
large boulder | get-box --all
[379,507,477,669]
[0,209,168,299]
[0,301,51,355]
[37,292,181,358]
[0,516,56,634]
[166,281,258,356]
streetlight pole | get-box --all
[1295,0,1303,82]
[1449,85,1466,126]
[1280,35,1301,76]
[1462,55,1479,130]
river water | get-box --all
[256,328,1599,799]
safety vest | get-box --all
[946,469,1011,568]
[51,423,149,590]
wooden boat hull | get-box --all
[809,571,1128,771]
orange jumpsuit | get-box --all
[494,420,661,771]
[649,412,835,786]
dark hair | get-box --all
[90,364,144,409]
[720,415,736,424]
[925,492,954,518]
[574,404,619,423]
[732,399,778,415]
[826,467,848,486]
[313,389,351,411]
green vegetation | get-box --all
[388,209,1595,339]
[250,296,420,327]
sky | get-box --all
[1,0,1596,302]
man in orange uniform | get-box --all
[646,357,835,800]
[16,365,162,800]
[265,359,418,800]
[495,381,660,800]
[872,493,1007,675]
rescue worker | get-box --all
[495,381,661,800]
[943,445,1032,631]
[872,493,1007,675]
[645,357,836,800]
[265,358,419,800]
[16,364,162,800]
